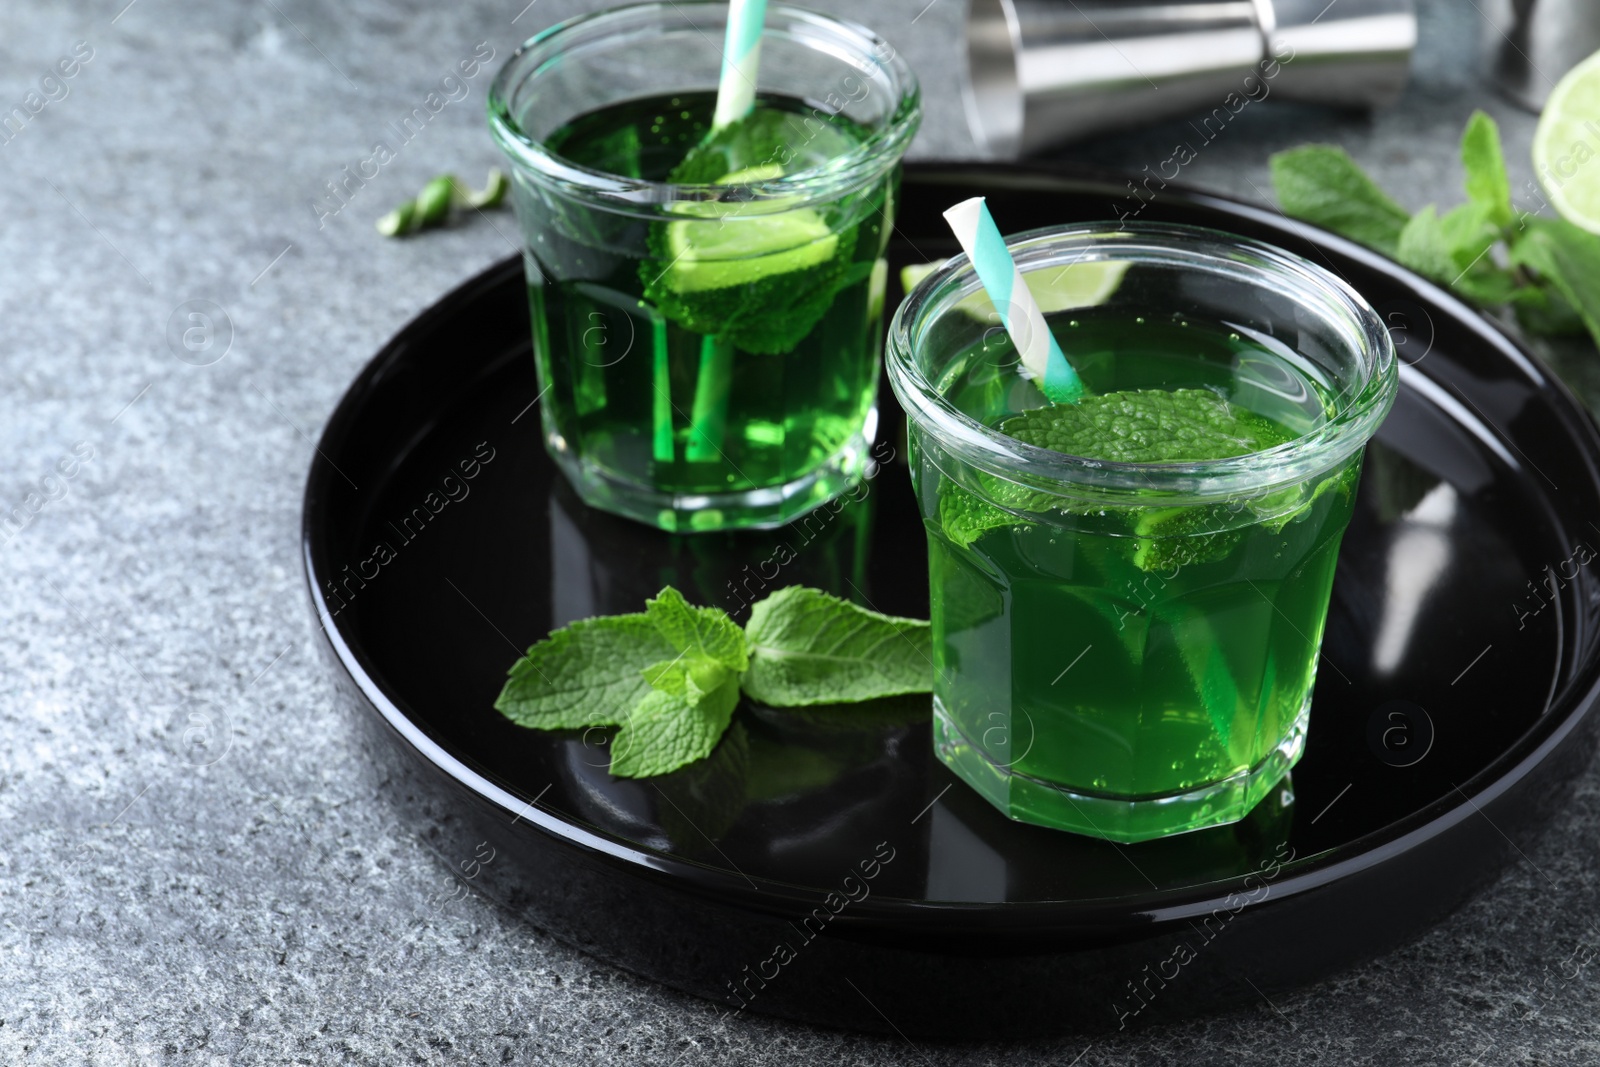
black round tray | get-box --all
[303,163,1600,1039]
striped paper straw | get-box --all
[712,0,769,131]
[942,197,1083,403]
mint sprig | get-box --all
[1271,110,1600,348]
[493,586,931,778]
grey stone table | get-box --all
[2,0,1596,1063]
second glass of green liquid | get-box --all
[888,223,1397,843]
[489,2,919,532]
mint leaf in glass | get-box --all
[938,390,1297,572]
[1131,506,1243,572]
[742,586,933,707]
[999,388,1292,463]
[936,474,1056,549]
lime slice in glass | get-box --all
[900,259,948,294]
[662,164,838,293]
[898,258,1130,318]
[1534,48,1600,235]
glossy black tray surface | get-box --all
[303,164,1600,1038]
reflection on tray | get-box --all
[547,464,881,626]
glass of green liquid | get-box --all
[488,3,919,532]
[887,222,1398,843]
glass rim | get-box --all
[886,220,1399,502]
[486,1,921,211]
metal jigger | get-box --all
[1482,0,1600,111]
[964,0,1418,158]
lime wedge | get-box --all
[1534,49,1600,234]
[723,163,785,184]
[661,164,838,293]
[867,257,889,321]
[898,258,1131,318]
[900,260,948,294]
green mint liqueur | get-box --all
[925,310,1359,842]
[530,91,893,531]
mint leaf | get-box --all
[494,614,675,729]
[1270,114,1600,344]
[1131,506,1243,572]
[935,389,1288,554]
[1509,216,1600,349]
[1510,281,1587,336]
[999,388,1291,464]
[936,473,1054,549]
[642,655,735,708]
[937,391,1296,570]
[742,586,933,707]
[645,587,749,674]
[1393,205,1452,281]
[668,109,800,184]
[1270,145,1412,256]
[1395,203,1517,305]
[610,681,741,778]
[641,217,857,355]
[1461,110,1515,229]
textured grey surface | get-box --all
[2,0,1598,1064]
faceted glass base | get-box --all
[546,427,873,533]
[934,697,1309,844]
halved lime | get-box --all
[1534,48,1600,235]
[662,164,838,293]
[898,258,1131,319]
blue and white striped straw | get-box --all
[712,0,769,131]
[942,197,1084,403]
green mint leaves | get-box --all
[493,586,931,778]
[935,389,1307,569]
[742,586,933,706]
[1271,109,1600,348]
[644,586,749,680]
[493,614,673,730]
[610,687,740,779]
[999,388,1292,464]
[1270,144,1412,257]
[1461,111,1515,230]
